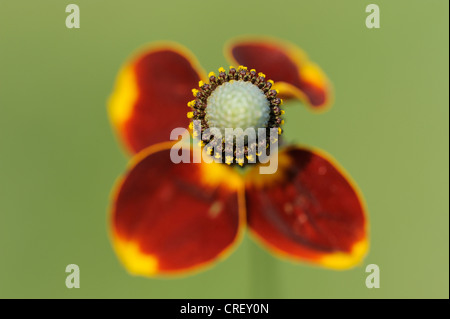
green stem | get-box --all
[249,238,279,298]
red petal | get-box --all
[225,37,332,110]
[110,142,245,276]
[245,146,368,269]
[108,43,206,154]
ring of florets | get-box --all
[187,65,285,166]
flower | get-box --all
[108,37,369,277]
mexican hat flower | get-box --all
[108,37,369,277]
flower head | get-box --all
[188,65,283,165]
[108,37,368,276]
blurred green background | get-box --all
[0,0,448,298]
